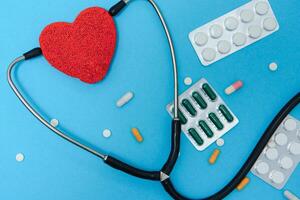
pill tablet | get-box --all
[233,32,247,46]
[255,2,269,15]
[280,156,294,170]
[16,153,25,162]
[248,25,262,39]
[263,17,277,31]
[102,129,112,138]
[240,9,254,23]
[224,17,239,31]
[270,170,285,184]
[256,161,270,174]
[216,138,225,147]
[217,40,231,54]
[284,119,297,131]
[50,119,59,127]
[265,148,278,160]
[184,77,193,86]
[194,32,208,46]
[269,62,278,71]
[209,24,223,39]
[202,48,216,61]
[289,142,300,155]
[275,133,288,146]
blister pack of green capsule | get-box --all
[167,78,239,151]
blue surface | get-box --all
[1,0,299,199]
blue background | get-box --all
[1,0,299,199]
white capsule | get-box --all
[116,91,134,107]
[284,190,300,200]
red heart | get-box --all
[39,7,117,84]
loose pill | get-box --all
[131,128,143,143]
[284,190,300,200]
[192,92,207,109]
[184,77,193,86]
[16,153,25,162]
[233,32,247,46]
[225,80,243,95]
[50,119,59,127]
[202,83,217,101]
[209,149,220,164]
[236,177,250,191]
[216,138,225,147]
[188,128,204,146]
[269,62,278,71]
[219,105,234,122]
[182,99,197,117]
[209,113,224,130]
[116,91,134,107]
[224,17,239,31]
[194,32,208,46]
[263,17,277,31]
[199,120,214,138]
[284,119,297,131]
[102,129,112,138]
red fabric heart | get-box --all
[39,7,116,84]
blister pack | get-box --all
[189,0,279,66]
[166,79,239,151]
[251,115,300,189]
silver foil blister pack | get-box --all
[167,78,239,151]
[251,115,300,189]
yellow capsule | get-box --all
[209,149,220,164]
[131,128,143,143]
[236,177,250,191]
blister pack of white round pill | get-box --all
[251,115,300,189]
[189,0,279,66]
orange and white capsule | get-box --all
[225,80,243,95]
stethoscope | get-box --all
[7,0,300,199]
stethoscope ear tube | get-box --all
[161,92,300,200]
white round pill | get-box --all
[184,77,193,86]
[265,148,278,160]
[269,62,278,71]
[240,9,254,23]
[284,118,297,131]
[255,2,269,15]
[289,142,300,155]
[248,25,262,39]
[209,24,223,39]
[270,170,285,184]
[280,156,294,170]
[224,17,239,31]
[102,129,112,138]
[263,17,278,31]
[256,161,270,174]
[50,119,59,127]
[275,133,288,146]
[16,153,25,162]
[216,138,225,147]
[217,40,231,54]
[194,32,209,46]
[233,32,247,46]
[202,48,216,62]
